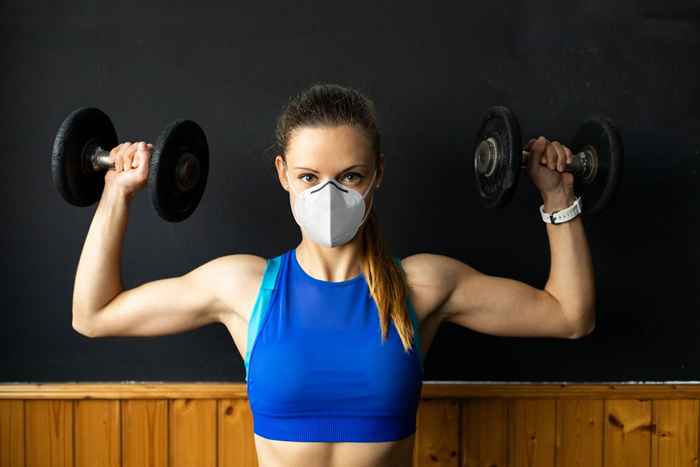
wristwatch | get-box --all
[540,196,582,224]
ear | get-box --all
[274,155,290,192]
[376,153,385,188]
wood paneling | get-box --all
[556,399,604,467]
[605,399,653,467]
[219,399,258,467]
[25,400,73,467]
[414,400,460,466]
[75,400,121,467]
[169,399,217,467]
[461,398,509,467]
[121,400,168,467]
[3,384,700,467]
[0,400,24,467]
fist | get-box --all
[525,136,576,196]
[103,141,153,197]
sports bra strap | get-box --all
[261,255,282,290]
[245,255,282,382]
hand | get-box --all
[103,141,153,198]
[525,136,576,198]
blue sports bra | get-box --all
[244,248,424,442]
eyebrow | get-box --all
[293,164,368,173]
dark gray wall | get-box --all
[1,0,699,383]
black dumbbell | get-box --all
[51,107,209,222]
[473,105,623,215]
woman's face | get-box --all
[275,124,384,207]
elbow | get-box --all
[568,314,595,339]
[72,314,97,338]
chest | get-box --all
[247,283,422,415]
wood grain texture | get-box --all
[4,384,700,466]
[121,399,168,467]
[461,398,509,467]
[75,399,121,467]
[510,399,556,467]
[5,382,700,399]
[169,399,216,467]
[0,400,24,467]
[414,399,460,466]
[219,399,258,467]
[556,399,604,467]
[605,399,653,467]
[651,399,699,467]
[25,400,73,467]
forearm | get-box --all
[541,190,596,334]
[72,185,132,327]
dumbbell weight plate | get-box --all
[571,116,623,215]
[148,119,209,223]
[51,107,118,206]
[473,105,522,209]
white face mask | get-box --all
[284,162,378,248]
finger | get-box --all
[531,136,547,164]
[134,141,148,167]
[525,138,536,152]
[563,145,573,165]
[118,142,133,172]
[134,142,148,168]
[546,142,558,171]
[552,141,566,172]
[110,143,125,171]
[125,143,140,170]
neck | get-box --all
[296,236,366,282]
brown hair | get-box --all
[274,82,416,354]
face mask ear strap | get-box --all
[283,160,297,195]
[361,168,379,199]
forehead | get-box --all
[286,124,373,169]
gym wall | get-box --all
[1,0,699,385]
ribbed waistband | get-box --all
[252,411,417,442]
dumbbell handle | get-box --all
[90,147,116,171]
[87,143,152,172]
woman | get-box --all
[71,83,595,467]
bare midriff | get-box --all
[253,432,415,467]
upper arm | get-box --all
[404,253,579,339]
[79,254,265,338]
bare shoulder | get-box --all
[191,253,268,323]
[399,253,473,324]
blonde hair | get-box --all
[274,82,416,353]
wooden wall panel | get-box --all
[25,400,73,467]
[555,399,604,467]
[219,399,258,467]
[461,398,509,467]
[169,399,216,467]
[605,399,653,467]
[121,399,168,467]
[75,400,121,467]
[651,399,699,467]
[0,400,24,467]
[414,399,460,467]
[4,384,700,467]
[509,399,556,467]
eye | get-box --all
[342,172,364,183]
[299,173,316,183]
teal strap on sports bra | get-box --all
[392,256,424,373]
[244,255,282,382]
